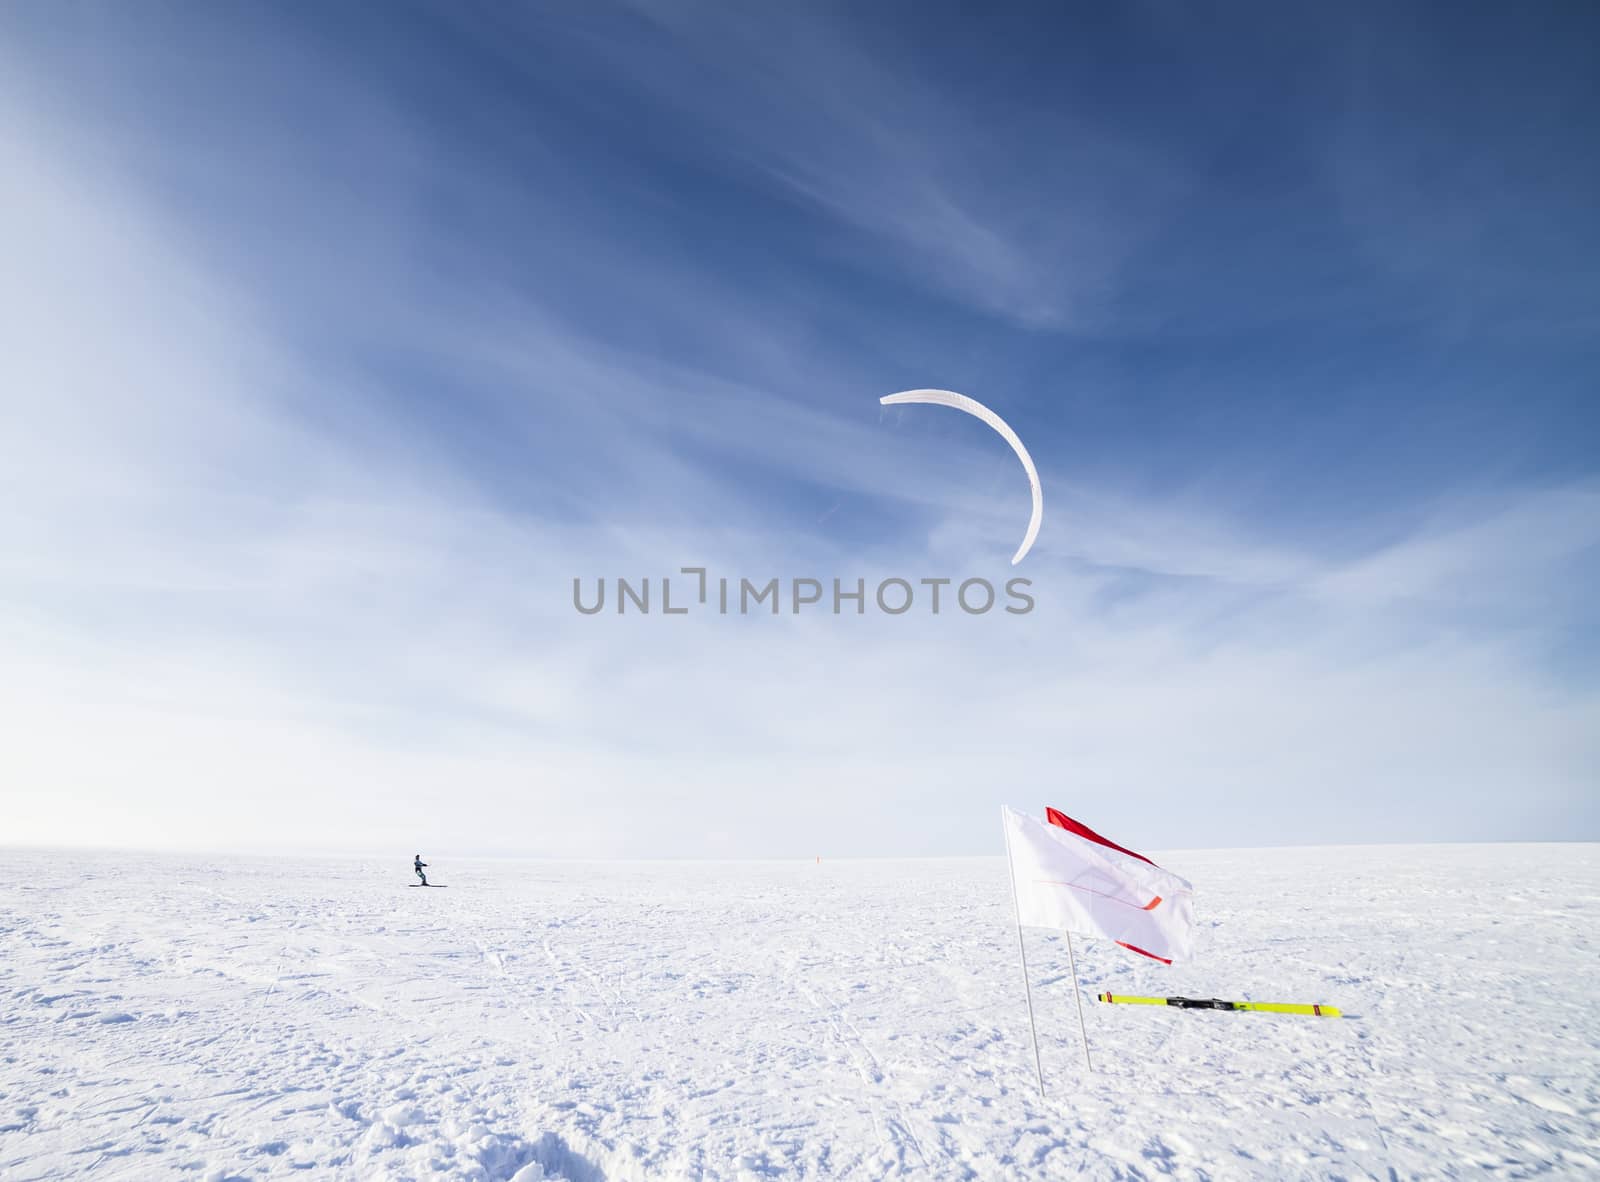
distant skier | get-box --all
[414,854,428,886]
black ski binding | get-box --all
[1165,997,1239,1010]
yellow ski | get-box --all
[1097,992,1341,1018]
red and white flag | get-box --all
[1002,805,1196,964]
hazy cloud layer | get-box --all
[2,5,1595,855]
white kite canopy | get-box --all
[1000,806,1199,1091]
[879,389,1044,565]
[1002,806,1196,964]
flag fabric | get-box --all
[1002,806,1197,964]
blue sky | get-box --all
[2,2,1595,856]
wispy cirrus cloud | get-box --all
[1,6,1595,856]
[515,0,1185,330]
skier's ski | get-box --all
[407,884,448,888]
[1097,993,1340,1017]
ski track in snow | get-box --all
[1,846,1597,1180]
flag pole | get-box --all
[1064,932,1094,1074]
[1001,808,1046,1098]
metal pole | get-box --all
[1002,809,1046,1097]
[1064,931,1095,1074]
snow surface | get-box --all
[2,844,1597,1180]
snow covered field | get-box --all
[2,844,1597,1180]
